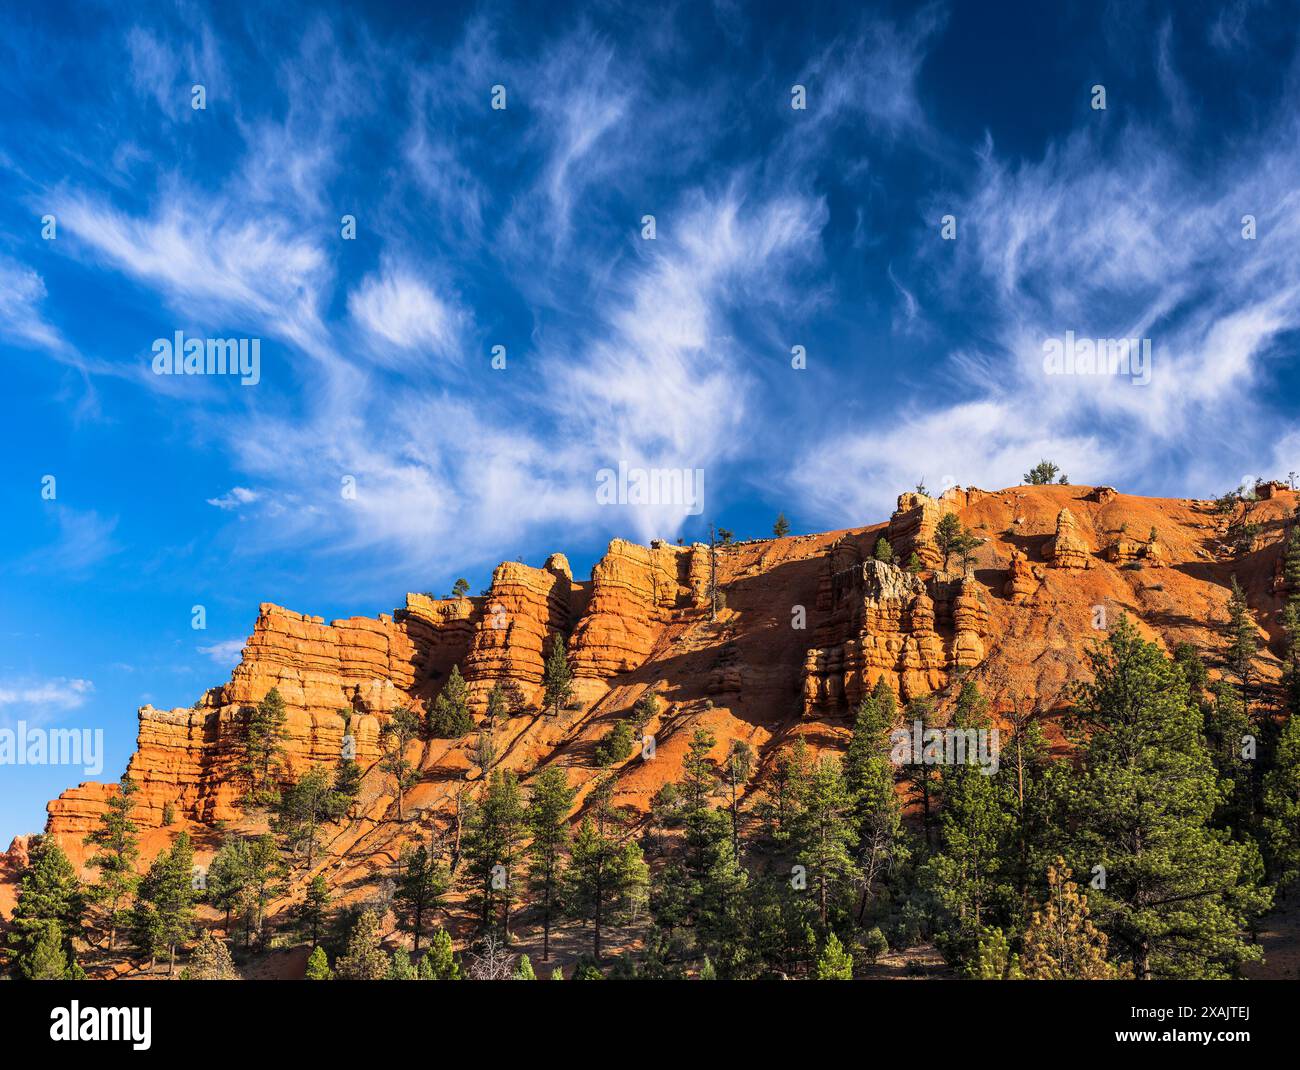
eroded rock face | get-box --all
[464,556,573,711]
[1004,548,1040,602]
[886,492,944,570]
[803,546,988,711]
[1048,508,1093,569]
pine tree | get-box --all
[845,680,905,925]
[1060,616,1272,978]
[790,756,859,928]
[1023,460,1060,485]
[815,930,854,979]
[1262,712,1300,890]
[335,909,388,980]
[394,839,449,953]
[305,944,331,979]
[935,512,963,572]
[427,666,474,738]
[186,929,238,980]
[773,512,790,538]
[463,770,528,941]
[513,953,536,979]
[873,536,894,563]
[924,682,1013,963]
[299,874,332,949]
[83,773,140,951]
[241,687,289,802]
[451,577,471,598]
[274,765,334,868]
[899,695,940,848]
[132,831,197,976]
[380,705,421,820]
[1020,857,1126,979]
[1225,576,1258,702]
[527,766,576,961]
[330,758,363,817]
[595,718,635,766]
[387,947,417,979]
[418,927,460,979]
[566,800,649,963]
[5,836,84,979]
[206,837,251,938]
[237,834,285,950]
[23,920,82,980]
[723,739,754,866]
[542,633,575,716]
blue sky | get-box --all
[3,0,1300,841]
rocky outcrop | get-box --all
[886,492,944,570]
[1004,548,1042,603]
[463,555,573,711]
[1047,508,1093,569]
[1089,486,1119,505]
[803,544,989,712]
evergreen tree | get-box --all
[380,705,421,820]
[237,834,285,950]
[1023,460,1060,485]
[274,765,334,868]
[298,874,332,950]
[594,718,635,766]
[463,770,528,941]
[526,766,576,961]
[186,929,238,980]
[872,536,894,563]
[451,577,471,599]
[417,927,460,979]
[394,838,449,953]
[132,831,196,976]
[542,633,575,716]
[387,947,417,979]
[1225,576,1259,702]
[426,666,474,738]
[566,802,649,963]
[631,690,659,737]
[83,773,140,951]
[844,681,905,925]
[305,944,331,979]
[335,909,388,980]
[723,739,755,866]
[330,758,363,817]
[241,687,289,802]
[1262,712,1300,890]
[924,682,1014,963]
[23,920,82,980]
[898,695,940,848]
[206,837,251,937]
[815,930,854,979]
[773,512,791,538]
[790,756,859,928]
[1060,616,1272,978]
[934,512,962,571]
[1020,858,1126,979]
[513,953,536,979]
[5,836,84,979]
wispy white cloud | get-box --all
[206,487,260,510]
[0,677,94,710]
[196,638,246,665]
[347,263,463,363]
[19,508,120,577]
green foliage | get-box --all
[380,705,422,820]
[186,929,238,980]
[298,874,332,949]
[773,512,790,538]
[427,665,474,738]
[872,536,894,563]
[274,765,335,868]
[513,953,536,979]
[83,773,140,951]
[451,577,471,598]
[131,831,197,975]
[417,928,460,979]
[240,687,289,802]
[1059,616,1272,978]
[542,634,575,716]
[335,909,388,980]
[1023,459,1060,485]
[1263,712,1300,890]
[387,947,417,979]
[595,718,635,766]
[463,770,528,941]
[527,766,577,961]
[394,837,450,953]
[815,931,854,979]
[566,802,649,963]
[305,944,331,980]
